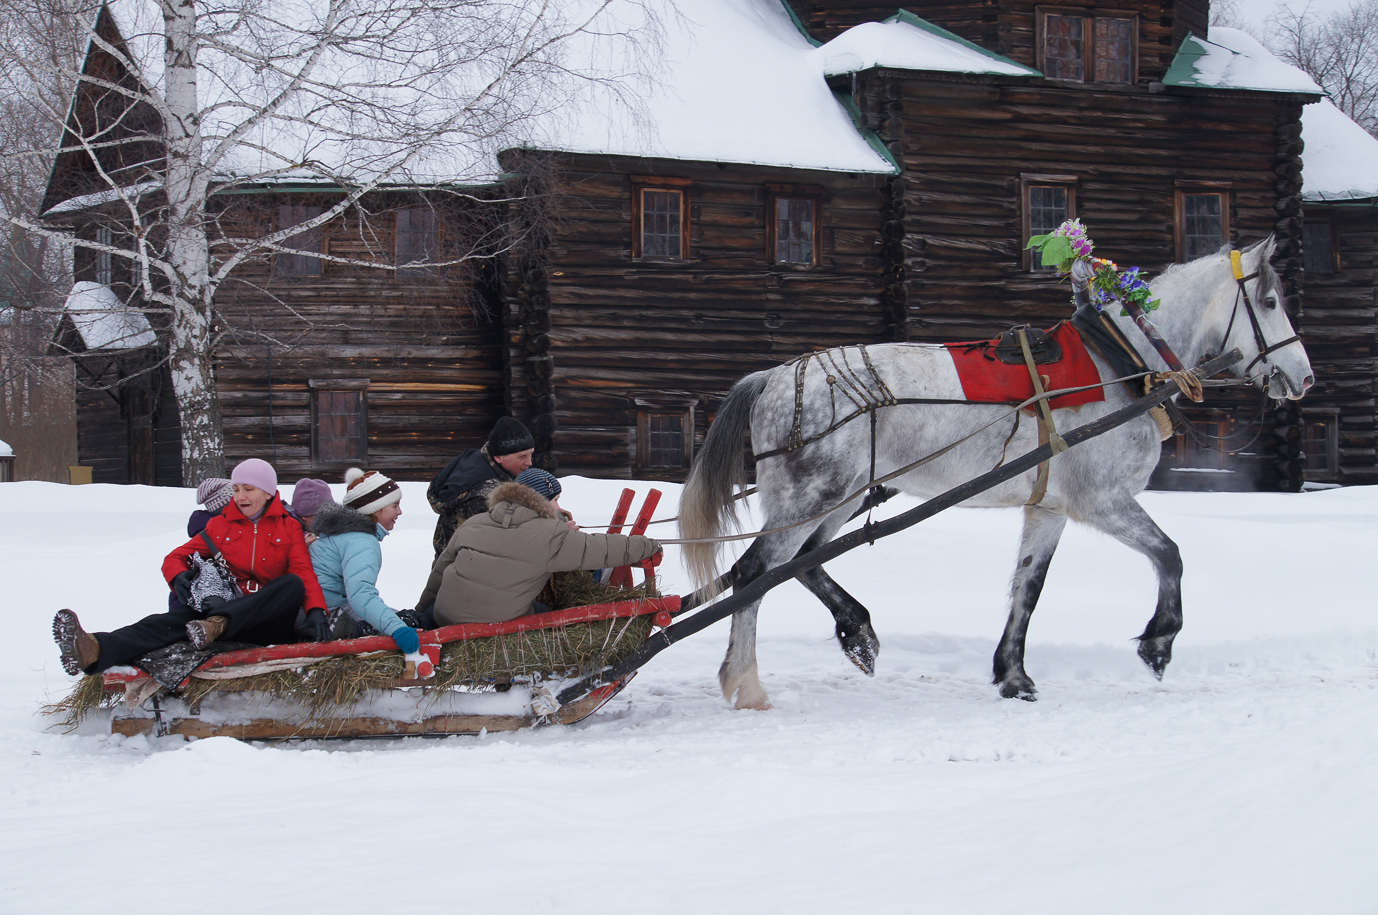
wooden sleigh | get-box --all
[73,488,672,741]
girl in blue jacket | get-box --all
[308,468,420,654]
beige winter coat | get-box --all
[418,482,660,625]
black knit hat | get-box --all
[487,416,534,457]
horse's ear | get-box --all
[1245,234,1277,264]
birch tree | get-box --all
[1,0,655,481]
[1269,0,1378,137]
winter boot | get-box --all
[53,609,100,676]
[186,615,229,650]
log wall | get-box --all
[507,156,892,479]
[1298,201,1378,485]
[210,195,505,482]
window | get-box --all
[95,225,113,286]
[310,380,367,463]
[1021,175,1077,271]
[278,204,323,276]
[1169,417,1234,470]
[396,207,438,277]
[767,184,824,266]
[632,177,691,260]
[1303,222,1335,274]
[1175,187,1230,262]
[1303,413,1339,478]
[774,198,817,265]
[1037,8,1137,84]
[634,397,697,473]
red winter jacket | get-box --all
[163,494,327,612]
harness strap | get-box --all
[1017,328,1068,506]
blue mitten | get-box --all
[393,626,420,654]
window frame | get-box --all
[1168,414,1235,471]
[1303,408,1341,479]
[1174,185,1231,263]
[766,183,824,268]
[1302,220,1337,275]
[94,225,114,286]
[633,395,697,475]
[277,204,325,277]
[1021,174,1078,272]
[631,176,692,261]
[309,378,369,465]
[396,206,440,278]
[1036,7,1139,85]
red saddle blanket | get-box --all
[944,321,1105,410]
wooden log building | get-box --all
[42,0,1378,491]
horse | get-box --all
[679,238,1314,710]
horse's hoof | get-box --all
[837,623,880,677]
[998,678,1037,701]
[733,687,773,711]
[1136,636,1173,680]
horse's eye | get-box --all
[1265,295,1279,310]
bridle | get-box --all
[1221,249,1302,378]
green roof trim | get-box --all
[779,0,822,47]
[884,9,1041,76]
[1162,32,1211,87]
[832,89,901,175]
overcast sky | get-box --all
[1222,0,1362,33]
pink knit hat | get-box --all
[230,458,278,495]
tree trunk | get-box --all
[162,0,224,482]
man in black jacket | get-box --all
[427,417,535,556]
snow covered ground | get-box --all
[2,478,1375,913]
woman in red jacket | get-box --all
[53,459,330,676]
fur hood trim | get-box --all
[311,500,381,538]
[488,481,559,521]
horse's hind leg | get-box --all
[1089,498,1183,679]
[718,533,806,710]
[994,505,1068,700]
[793,521,880,675]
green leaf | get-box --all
[1039,236,1072,267]
[1025,233,1052,250]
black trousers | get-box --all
[90,574,307,674]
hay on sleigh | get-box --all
[47,571,659,729]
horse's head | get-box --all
[1219,237,1313,401]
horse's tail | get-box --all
[680,369,771,593]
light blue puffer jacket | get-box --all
[309,501,405,637]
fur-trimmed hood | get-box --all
[487,481,560,523]
[311,500,384,540]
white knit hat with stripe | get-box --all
[342,467,401,515]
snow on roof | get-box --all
[523,0,896,173]
[0,438,11,457]
[814,11,1040,79]
[1302,99,1378,202]
[1164,28,1323,95]
[61,282,157,351]
[92,0,894,182]
[41,180,162,218]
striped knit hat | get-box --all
[342,468,402,515]
[196,478,233,512]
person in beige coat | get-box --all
[417,472,661,625]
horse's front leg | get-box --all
[994,505,1068,700]
[796,565,880,676]
[1093,498,1183,679]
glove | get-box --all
[636,548,663,571]
[392,626,420,654]
[302,608,330,642]
[172,571,194,606]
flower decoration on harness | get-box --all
[1025,219,1161,317]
